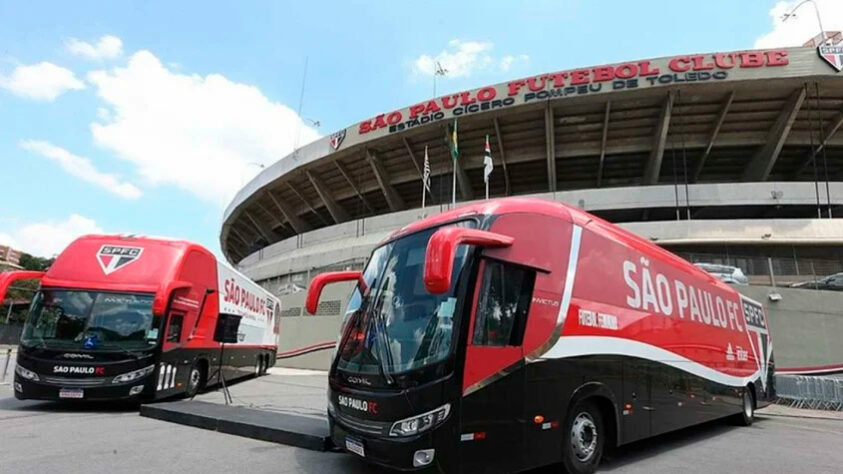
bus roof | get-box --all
[388,197,729,292]
[42,234,214,294]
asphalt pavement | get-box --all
[1,370,842,474]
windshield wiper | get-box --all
[370,283,395,386]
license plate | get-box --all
[59,388,84,399]
[345,437,365,457]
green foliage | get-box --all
[1,253,49,324]
[18,252,54,271]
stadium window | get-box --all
[473,260,535,347]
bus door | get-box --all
[460,257,532,472]
[459,213,568,472]
[158,308,187,394]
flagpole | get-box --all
[483,134,493,201]
[422,146,427,209]
[451,120,457,206]
[452,163,456,206]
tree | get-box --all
[18,252,54,271]
[1,253,50,323]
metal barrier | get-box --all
[0,348,11,384]
[775,374,843,411]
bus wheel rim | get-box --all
[571,412,598,462]
[189,368,201,389]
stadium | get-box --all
[221,45,843,370]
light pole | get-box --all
[781,0,829,45]
[303,118,321,128]
[433,61,447,98]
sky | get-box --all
[1,0,841,259]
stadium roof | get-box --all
[221,46,843,263]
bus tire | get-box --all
[186,360,206,398]
[562,400,604,474]
[735,386,755,427]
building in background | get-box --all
[221,46,843,371]
[0,245,22,271]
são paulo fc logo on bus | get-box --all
[96,245,143,275]
[818,43,843,72]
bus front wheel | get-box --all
[562,400,604,474]
[186,361,206,398]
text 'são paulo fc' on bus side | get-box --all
[0,234,280,402]
[308,197,774,474]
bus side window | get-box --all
[473,259,535,347]
[166,312,184,343]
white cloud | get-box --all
[87,50,320,206]
[0,62,84,101]
[0,233,16,248]
[0,214,104,258]
[755,0,843,48]
[66,35,124,61]
[20,140,142,199]
[412,40,530,78]
[500,54,530,72]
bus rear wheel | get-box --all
[735,387,755,426]
[562,400,604,474]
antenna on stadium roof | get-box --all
[293,56,309,153]
[433,61,448,97]
[781,0,829,45]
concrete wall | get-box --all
[275,282,352,370]
[738,285,843,369]
[0,323,22,345]
[238,181,843,273]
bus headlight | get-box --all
[15,365,39,381]
[389,403,450,437]
[112,365,155,384]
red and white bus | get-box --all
[307,197,774,473]
[0,234,280,402]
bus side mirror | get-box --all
[0,271,45,304]
[424,227,514,294]
[152,280,193,316]
[306,271,363,315]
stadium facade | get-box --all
[221,46,843,370]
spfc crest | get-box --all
[740,296,773,393]
[329,129,346,150]
[97,245,143,275]
[818,43,843,72]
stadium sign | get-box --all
[358,49,791,137]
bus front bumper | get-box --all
[329,413,452,472]
[14,375,154,402]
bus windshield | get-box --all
[336,221,474,377]
[21,289,160,351]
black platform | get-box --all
[139,400,333,451]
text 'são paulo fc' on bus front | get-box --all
[0,234,280,402]
[307,197,773,474]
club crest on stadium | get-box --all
[329,129,346,150]
[96,245,143,275]
[818,43,843,72]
